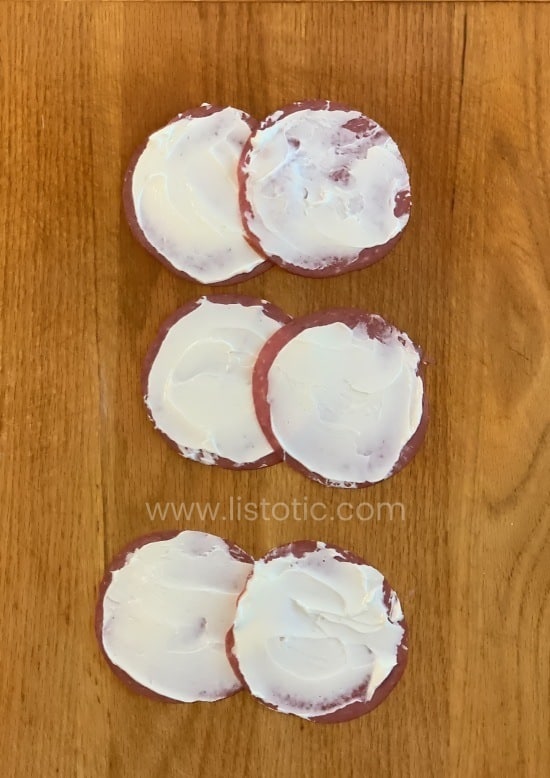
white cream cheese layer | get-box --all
[231,543,405,718]
[146,298,282,466]
[102,531,253,702]
[132,105,263,283]
[244,106,410,270]
[266,317,423,485]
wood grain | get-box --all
[0,2,548,777]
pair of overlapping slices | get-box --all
[143,295,428,488]
[124,101,411,282]
[96,530,408,723]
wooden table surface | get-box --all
[1,2,549,777]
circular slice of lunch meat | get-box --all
[143,295,292,469]
[227,540,408,723]
[124,104,270,285]
[96,530,254,702]
[239,100,411,277]
[253,310,427,487]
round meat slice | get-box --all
[143,295,291,469]
[124,104,270,285]
[239,100,411,277]
[227,540,408,723]
[96,530,254,702]
[253,310,427,487]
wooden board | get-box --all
[0,2,549,776]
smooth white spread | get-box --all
[146,297,283,465]
[102,531,253,702]
[244,105,410,270]
[266,317,423,485]
[132,105,263,283]
[231,543,405,718]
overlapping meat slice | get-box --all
[96,531,254,702]
[252,309,428,487]
[143,295,291,469]
[124,104,270,284]
[239,100,411,277]
[226,540,408,722]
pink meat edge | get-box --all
[95,530,254,702]
[238,99,411,278]
[252,309,429,488]
[225,540,408,723]
[123,104,273,286]
[142,294,292,470]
